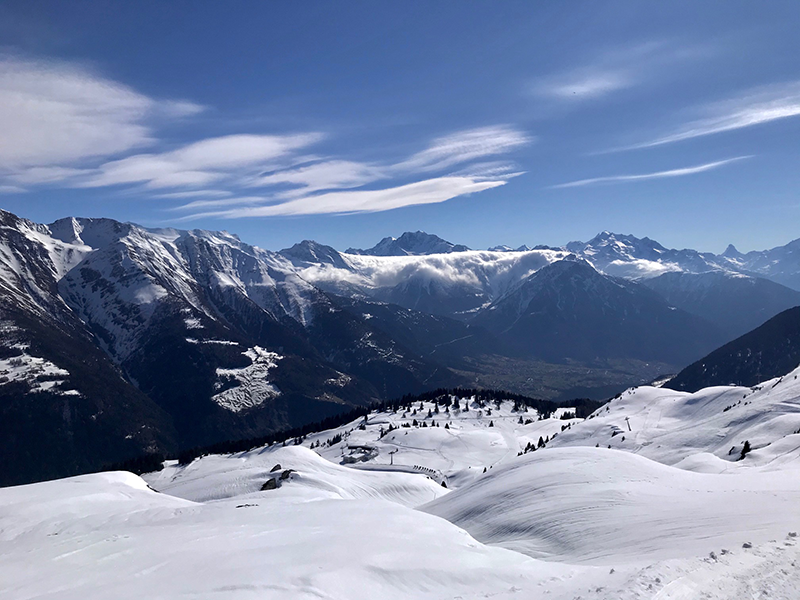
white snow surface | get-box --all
[212,346,282,412]
[5,369,800,598]
[0,348,78,395]
[147,445,447,506]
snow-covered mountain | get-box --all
[720,238,800,291]
[2,209,798,486]
[474,257,724,364]
[565,230,800,296]
[566,230,733,279]
[641,270,800,339]
[0,210,471,485]
[286,230,800,326]
[0,210,177,485]
[346,231,470,256]
[488,244,533,252]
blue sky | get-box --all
[0,1,799,252]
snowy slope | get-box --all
[148,395,582,493]
[423,447,800,564]
[305,397,581,489]
[548,365,800,470]
[6,367,800,598]
[5,375,800,598]
[1,468,588,600]
[146,445,447,506]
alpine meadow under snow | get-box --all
[3,368,800,599]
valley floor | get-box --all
[3,367,800,599]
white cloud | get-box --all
[0,55,527,219]
[168,126,530,218]
[0,55,203,170]
[154,190,234,199]
[551,156,750,188]
[623,83,800,149]
[0,185,26,194]
[181,177,506,219]
[394,126,532,172]
[171,196,271,211]
[246,160,384,197]
[9,166,89,185]
[536,72,632,100]
[78,133,323,189]
[532,41,709,103]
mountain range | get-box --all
[1,208,798,484]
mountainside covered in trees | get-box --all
[667,306,800,392]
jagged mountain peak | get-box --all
[346,231,470,256]
[722,243,742,259]
[488,244,533,252]
[279,240,349,268]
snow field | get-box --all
[5,370,800,598]
[422,446,800,564]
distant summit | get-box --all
[721,244,743,259]
[488,244,533,252]
[346,231,470,256]
[279,240,349,268]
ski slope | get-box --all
[549,365,800,471]
[4,368,800,598]
[147,445,447,507]
[423,447,800,564]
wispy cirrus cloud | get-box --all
[619,82,800,150]
[535,71,633,101]
[246,160,385,197]
[154,190,234,199]
[76,133,324,189]
[0,55,203,171]
[171,125,529,218]
[0,54,530,219]
[551,156,750,189]
[181,177,507,219]
[393,126,532,172]
[531,41,711,103]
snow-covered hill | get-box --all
[424,447,800,564]
[5,365,800,598]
